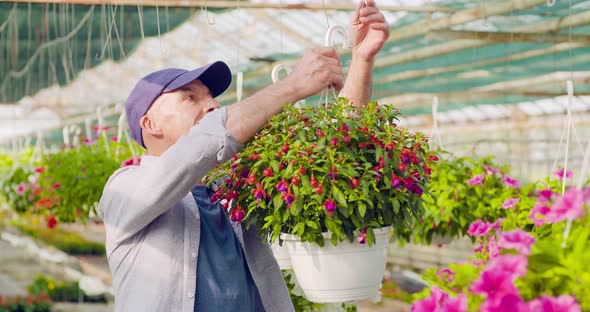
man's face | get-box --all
[142,79,220,147]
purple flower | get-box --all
[324,199,336,216]
[467,173,485,186]
[484,164,502,176]
[411,185,424,196]
[546,187,585,223]
[276,179,289,193]
[553,168,573,181]
[498,229,536,255]
[502,198,520,209]
[502,176,521,188]
[357,228,367,244]
[528,295,581,312]
[283,192,295,207]
[241,168,250,178]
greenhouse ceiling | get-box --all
[1,0,590,135]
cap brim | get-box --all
[163,61,232,98]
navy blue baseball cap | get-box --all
[125,61,232,148]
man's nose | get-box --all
[203,100,221,113]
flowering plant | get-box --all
[0,165,41,214]
[35,135,137,224]
[409,155,530,244]
[411,172,590,312]
[208,98,435,246]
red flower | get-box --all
[52,183,62,189]
[302,117,309,123]
[428,155,439,162]
[246,174,256,185]
[343,136,351,143]
[290,176,300,186]
[315,184,323,195]
[250,154,261,161]
[263,168,273,177]
[391,174,401,188]
[315,129,325,138]
[310,176,318,188]
[253,183,266,204]
[34,167,45,174]
[351,178,360,189]
[47,214,58,229]
[340,123,350,132]
[398,162,406,172]
[110,136,119,142]
[282,191,296,208]
[230,206,246,223]
[358,142,367,148]
[330,137,338,147]
[276,152,283,158]
[281,144,289,153]
[299,167,306,175]
[226,190,239,201]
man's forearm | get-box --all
[225,79,301,143]
[340,55,374,107]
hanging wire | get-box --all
[0,3,18,34]
[321,0,330,28]
[137,5,145,40]
[0,5,95,95]
[203,0,216,25]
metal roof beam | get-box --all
[6,1,455,12]
[429,30,590,44]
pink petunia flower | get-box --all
[527,295,581,312]
[498,229,536,255]
[484,164,502,176]
[488,235,502,259]
[538,189,556,203]
[411,287,466,312]
[553,168,573,181]
[14,183,27,195]
[467,218,503,237]
[467,173,485,186]
[545,187,586,223]
[502,198,520,209]
[437,268,455,283]
[529,204,551,227]
[486,254,528,279]
[470,270,520,300]
[481,293,529,312]
[502,176,521,188]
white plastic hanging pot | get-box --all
[270,240,293,270]
[281,226,392,303]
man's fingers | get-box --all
[359,12,386,24]
[318,55,342,67]
[312,47,341,59]
[329,72,344,91]
[359,7,379,17]
[370,23,390,33]
[351,0,362,24]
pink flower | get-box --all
[553,168,573,181]
[537,189,556,203]
[481,293,529,312]
[467,219,502,237]
[52,183,62,189]
[282,191,295,208]
[444,293,468,312]
[470,270,519,299]
[437,268,455,283]
[357,228,367,244]
[484,164,502,176]
[502,176,521,188]
[34,167,45,174]
[545,187,585,223]
[529,204,551,226]
[14,183,27,195]
[486,254,528,278]
[324,199,336,216]
[528,295,581,312]
[467,173,485,186]
[411,287,466,312]
[502,198,520,209]
[498,229,536,255]
[488,235,501,259]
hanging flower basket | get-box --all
[208,98,436,301]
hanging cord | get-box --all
[561,80,576,247]
[1,5,95,95]
[0,3,17,34]
[30,130,46,166]
[236,0,243,102]
[431,96,444,150]
[203,0,216,25]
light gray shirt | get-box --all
[98,108,294,312]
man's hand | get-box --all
[349,0,390,61]
[284,47,344,100]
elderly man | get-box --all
[98,1,389,311]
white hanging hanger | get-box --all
[321,25,348,106]
[237,72,244,102]
[431,96,444,150]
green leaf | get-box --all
[358,202,367,218]
[306,220,318,229]
[391,198,400,214]
[273,193,284,211]
[333,186,348,207]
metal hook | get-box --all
[324,25,348,49]
[271,64,292,84]
[203,0,216,25]
[547,0,556,6]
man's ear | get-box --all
[140,114,162,137]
